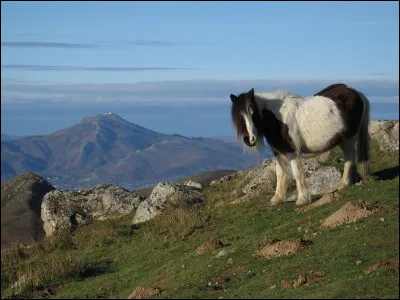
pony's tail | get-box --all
[357,91,371,179]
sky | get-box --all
[1,1,399,138]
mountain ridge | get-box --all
[1,113,269,190]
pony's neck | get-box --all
[254,91,287,116]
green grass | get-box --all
[1,143,398,299]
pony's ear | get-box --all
[230,94,238,102]
[248,88,254,98]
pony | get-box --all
[230,83,370,206]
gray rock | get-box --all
[369,120,399,152]
[306,166,342,195]
[132,182,205,225]
[210,173,237,185]
[41,184,144,236]
[239,158,277,196]
[184,180,202,189]
[237,157,341,199]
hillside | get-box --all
[1,134,23,142]
[1,113,268,190]
[1,136,398,299]
[1,173,55,249]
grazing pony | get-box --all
[230,83,370,205]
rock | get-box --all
[369,120,399,152]
[41,184,144,236]
[132,182,205,225]
[306,166,342,195]
[1,172,55,248]
[239,159,277,196]
[184,180,202,189]
[210,173,237,185]
[236,157,341,199]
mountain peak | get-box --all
[80,112,126,124]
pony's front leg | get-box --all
[288,153,310,206]
[271,153,288,205]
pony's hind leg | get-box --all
[338,137,358,190]
[288,153,310,206]
[271,153,289,205]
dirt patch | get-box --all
[255,238,312,259]
[297,192,341,212]
[127,286,161,299]
[195,237,224,256]
[321,201,378,229]
[364,259,399,274]
[281,271,326,288]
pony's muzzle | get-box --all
[243,135,257,147]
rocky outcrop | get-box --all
[41,184,144,236]
[235,157,342,199]
[369,120,399,152]
[306,166,342,195]
[132,182,205,225]
[184,180,202,189]
[1,172,55,249]
[210,173,238,185]
[238,159,277,196]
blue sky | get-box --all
[1,1,399,137]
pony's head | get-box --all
[230,88,262,148]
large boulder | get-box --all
[41,184,144,236]
[306,166,342,195]
[369,120,399,152]
[236,157,341,199]
[238,159,277,196]
[1,172,55,249]
[132,182,205,225]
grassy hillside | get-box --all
[1,142,398,299]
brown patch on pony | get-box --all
[314,83,364,139]
[261,109,296,153]
[242,131,249,137]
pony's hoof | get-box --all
[338,182,349,191]
[296,196,310,206]
[270,195,284,206]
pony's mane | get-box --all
[255,90,301,102]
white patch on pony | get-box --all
[242,112,257,144]
[289,95,345,152]
[253,91,345,153]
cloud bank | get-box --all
[1,78,398,108]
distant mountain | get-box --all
[1,133,23,141]
[1,113,271,190]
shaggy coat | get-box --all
[230,83,370,205]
